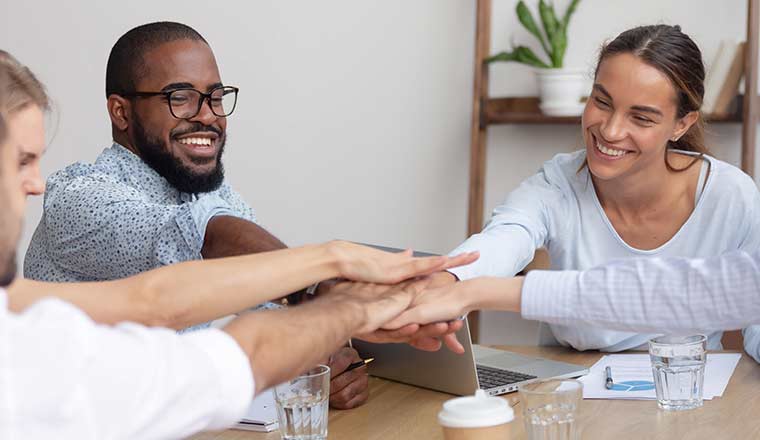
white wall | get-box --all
[0,0,751,344]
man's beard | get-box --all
[0,253,16,287]
[132,116,226,194]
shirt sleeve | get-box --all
[448,166,568,280]
[5,296,253,439]
[217,184,257,223]
[728,171,760,363]
[521,249,760,334]
[742,326,760,363]
[39,176,237,280]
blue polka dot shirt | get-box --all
[24,144,264,331]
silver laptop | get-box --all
[352,244,588,396]
[353,319,587,396]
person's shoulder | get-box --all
[539,150,586,174]
[210,181,257,220]
[534,150,587,188]
[47,162,134,194]
[44,159,144,211]
[699,155,760,211]
[703,154,757,194]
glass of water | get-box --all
[273,364,330,440]
[649,334,707,411]
[518,379,582,440]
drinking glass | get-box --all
[273,365,330,440]
[518,379,582,440]
[649,334,707,411]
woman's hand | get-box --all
[382,277,524,330]
[382,279,478,330]
[327,241,478,284]
[322,278,432,336]
[356,270,467,353]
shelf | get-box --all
[483,97,743,126]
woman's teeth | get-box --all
[178,137,212,146]
[596,141,627,157]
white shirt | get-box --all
[521,249,760,363]
[0,290,253,440]
[450,150,760,351]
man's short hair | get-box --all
[105,22,208,98]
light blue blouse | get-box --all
[450,150,760,352]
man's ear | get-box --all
[107,95,131,131]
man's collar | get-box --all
[107,143,217,200]
[107,142,181,195]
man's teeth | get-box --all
[596,141,626,157]
[178,137,212,146]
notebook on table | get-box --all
[234,390,279,432]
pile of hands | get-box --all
[309,241,487,409]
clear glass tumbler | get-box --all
[649,334,707,411]
[519,379,582,440]
[274,365,330,440]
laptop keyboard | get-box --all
[477,365,537,389]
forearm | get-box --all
[459,277,523,313]
[202,215,287,258]
[8,244,342,329]
[521,249,760,333]
[224,297,365,393]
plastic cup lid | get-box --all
[438,390,514,428]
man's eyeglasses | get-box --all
[121,86,239,119]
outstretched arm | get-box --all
[226,279,430,393]
[9,241,478,329]
[387,249,760,335]
[5,269,434,438]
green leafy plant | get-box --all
[486,0,580,68]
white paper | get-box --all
[234,390,279,432]
[579,353,741,400]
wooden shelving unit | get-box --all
[484,97,744,125]
[466,0,760,343]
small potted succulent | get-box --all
[487,0,585,116]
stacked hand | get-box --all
[316,245,482,354]
[357,271,466,353]
[298,243,485,409]
[326,240,478,284]
[383,277,525,330]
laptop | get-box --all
[351,244,588,396]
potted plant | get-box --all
[487,0,585,116]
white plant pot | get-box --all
[534,68,588,116]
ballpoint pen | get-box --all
[344,357,375,374]
[605,366,614,389]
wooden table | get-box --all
[190,346,760,439]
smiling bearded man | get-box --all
[22,21,374,410]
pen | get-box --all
[344,357,375,374]
[605,366,614,389]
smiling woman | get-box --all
[584,24,707,180]
[437,24,760,353]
